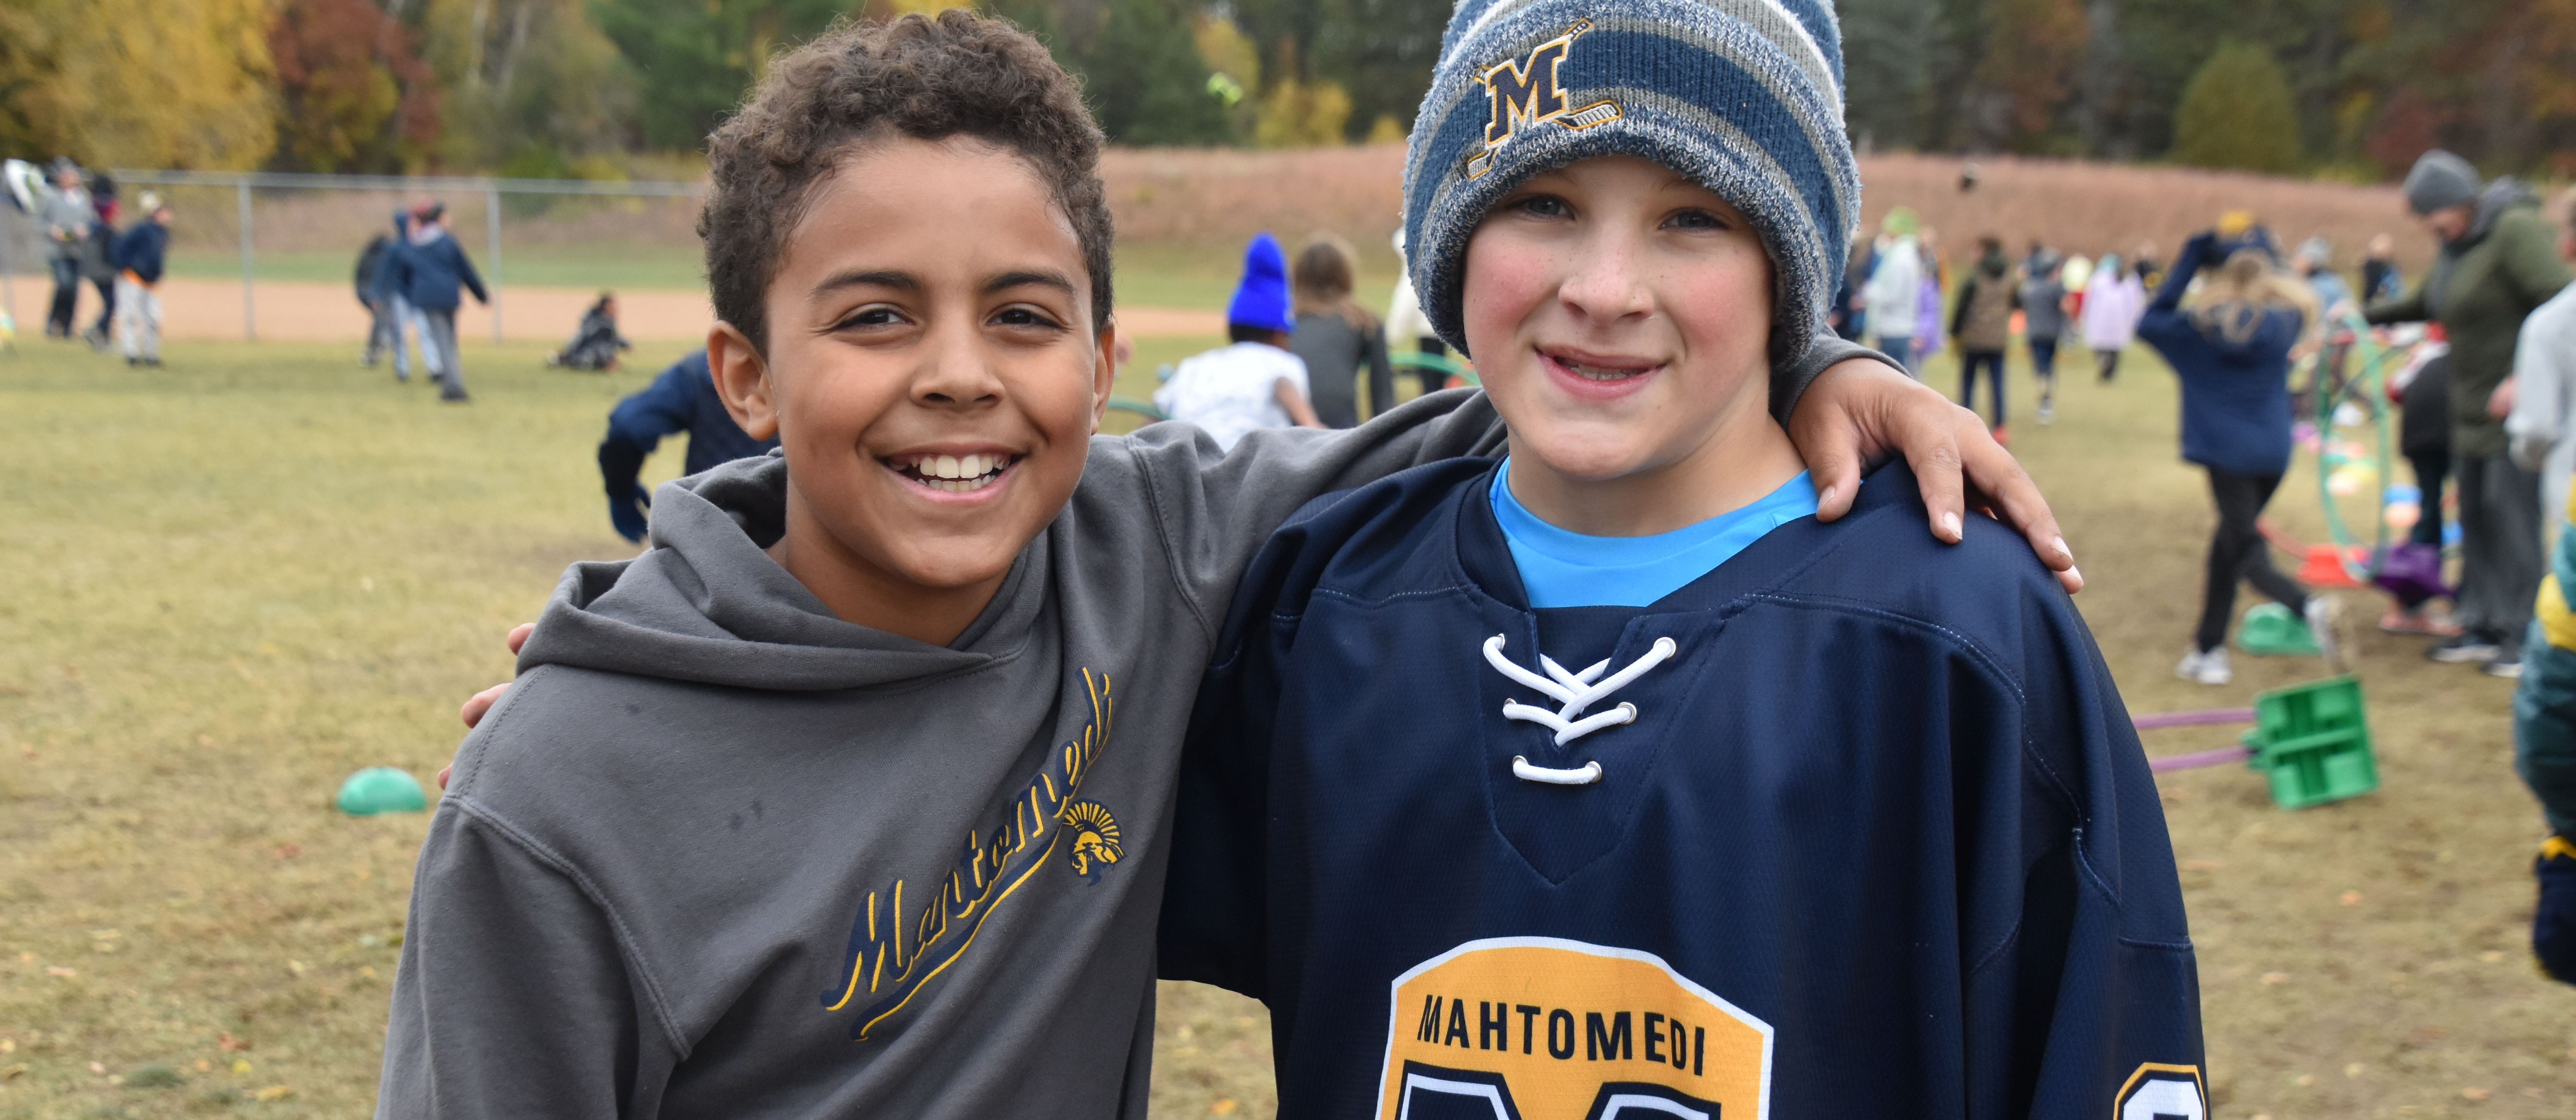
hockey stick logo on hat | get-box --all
[1465,18,1624,180]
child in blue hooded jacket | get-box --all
[2138,232,2334,685]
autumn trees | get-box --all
[0,0,2570,178]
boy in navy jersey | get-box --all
[1159,2,2205,1118]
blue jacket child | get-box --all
[597,350,780,542]
[2137,233,2303,477]
[390,217,487,312]
[111,220,168,284]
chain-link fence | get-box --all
[3,170,707,343]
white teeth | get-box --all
[1567,361,1642,381]
[895,453,1011,492]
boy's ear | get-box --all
[1087,320,1120,433]
[709,323,780,440]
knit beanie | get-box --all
[2402,150,2481,216]
[1401,0,1860,363]
[1226,231,1295,335]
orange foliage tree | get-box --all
[268,0,442,172]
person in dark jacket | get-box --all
[2366,150,2574,676]
[550,293,632,371]
[356,227,399,369]
[1949,236,2014,434]
[79,178,120,349]
[596,350,781,542]
[2019,250,2068,423]
[2380,339,2464,636]
[110,193,171,367]
[2363,233,2403,303]
[387,201,487,402]
[2140,232,2334,685]
[1831,230,1873,340]
[1285,234,1395,428]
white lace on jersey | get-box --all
[1481,633,1678,785]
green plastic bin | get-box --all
[2237,675,2377,809]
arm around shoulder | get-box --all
[1115,388,1505,631]
[378,794,668,1120]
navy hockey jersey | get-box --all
[1159,460,2205,1120]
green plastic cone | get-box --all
[2235,603,2320,656]
[336,767,427,815]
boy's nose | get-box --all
[1558,234,1654,323]
[910,321,1005,406]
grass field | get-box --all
[0,329,2571,1119]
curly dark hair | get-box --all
[699,10,1113,354]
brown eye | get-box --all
[835,306,905,330]
[1516,194,1571,219]
[992,306,1065,329]
[1666,209,1726,231]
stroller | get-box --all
[548,294,632,371]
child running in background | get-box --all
[1154,232,1325,448]
[405,13,2074,1115]
[2020,250,2068,423]
[1286,233,1397,428]
[1160,1,2197,1116]
[2140,234,2334,686]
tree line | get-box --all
[0,0,2567,180]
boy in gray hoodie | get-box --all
[384,12,2077,1120]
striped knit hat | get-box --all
[1402,0,1860,364]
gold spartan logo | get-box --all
[1060,800,1123,879]
[1466,18,1625,180]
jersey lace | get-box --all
[1481,633,1678,785]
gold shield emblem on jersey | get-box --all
[1375,937,1772,1120]
[2114,1064,2205,1120]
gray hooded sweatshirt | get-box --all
[378,338,1878,1120]
[377,391,1510,1120]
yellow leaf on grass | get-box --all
[254,1084,293,1101]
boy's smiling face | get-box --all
[1461,156,1797,536]
[711,134,1113,643]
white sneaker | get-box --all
[2304,594,2343,671]
[2176,645,2234,685]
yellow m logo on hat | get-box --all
[1468,19,1623,179]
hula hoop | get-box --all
[2305,311,2407,585]
[2131,707,2258,772]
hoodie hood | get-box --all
[2458,177,2538,250]
[515,451,1033,691]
